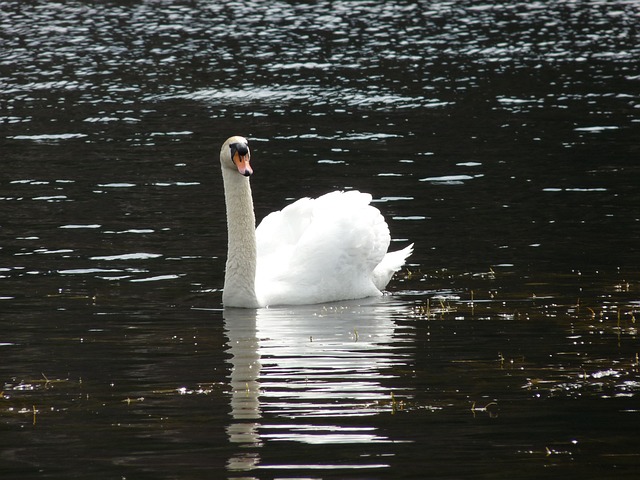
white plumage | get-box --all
[220,135,413,308]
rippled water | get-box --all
[2,0,640,478]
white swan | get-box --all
[220,135,413,308]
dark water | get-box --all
[1,0,640,478]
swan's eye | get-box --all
[229,142,250,162]
[236,143,249,156]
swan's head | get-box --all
[221,136,252,177]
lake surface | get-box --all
[1,0,639,478]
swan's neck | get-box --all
[221,168,260,308]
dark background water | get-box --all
[1,1,639,478]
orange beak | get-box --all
[233,151,253,177]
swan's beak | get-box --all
[230,143,253,177]
[233,152,253,177]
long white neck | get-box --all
[221,167,260,308]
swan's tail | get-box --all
[372,243,414,291]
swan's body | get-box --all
[220,135,413,308]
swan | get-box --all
[220,135,413,308]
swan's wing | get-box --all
[255,196,314,262]
[255,196,314,285]
[255,191,391,305]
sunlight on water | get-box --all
[1,0,639,478]
[89,253,162,261]
[10,133,88,141]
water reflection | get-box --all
[224,298,413,474]
[225,307,262,473]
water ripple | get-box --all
[4,0,636,118]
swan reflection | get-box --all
[224,298,413,473]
